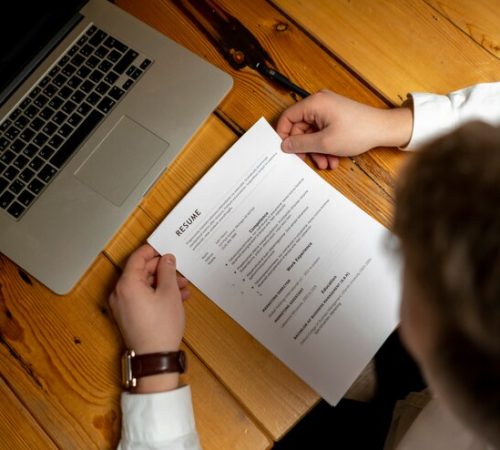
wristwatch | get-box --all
[121,349,186,389]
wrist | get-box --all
[378,106,413,148]
[133,372,180,394]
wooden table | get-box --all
[1,1,499,448]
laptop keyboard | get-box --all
[0,24,152,220]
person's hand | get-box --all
[276,89,413,169]
[109,244,190,393]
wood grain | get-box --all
[272,0,500,104]
[425,0,500,59]
[0,376,58,450]
[0,254,270,449]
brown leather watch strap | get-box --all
[131,351,186,378]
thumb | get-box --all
[156,254,179,294]
[281,130,329,155]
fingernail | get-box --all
[282,138,292,152]
[164,254,176,265]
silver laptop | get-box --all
[0,0,232,294]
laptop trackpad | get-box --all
[74,116,169,206]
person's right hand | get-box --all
[276,89,413,169]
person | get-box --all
[110,82,500,449]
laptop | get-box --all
[0,0,232,294]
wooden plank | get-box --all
[272,0,500,104]
[425,0,500,59]
[116,0,404,198]
[0,376,58,450]
[0,254,270,449]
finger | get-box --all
[327,155,340,170]
[177,276,189,289]
[276,96,317,139]
[181,288,191,301]
[282,129,330,155]
[296,153,306,161]
[156,253,179,295]
[310,153,329,170]
[123,244,159,274]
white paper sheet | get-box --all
[148,117,400,405]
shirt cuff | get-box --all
[403,92,457,151]
[120,385,200,448]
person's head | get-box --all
[394,122,500,447]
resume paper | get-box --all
[148,118,400,405]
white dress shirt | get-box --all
[117,82,500,450]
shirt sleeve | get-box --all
[117,385,202,450]
[404,81,500,150]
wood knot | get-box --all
[73,337,81,345]
[275,22,288,32]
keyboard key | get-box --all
[0,177,7,192]
[95,81,110,95]
[0,137,9,150]
[77,102,92,116]
[20,98,31,109]
[68,113,83,127]
[7,201,25,218]
[38,164,57,182]
[29,157,44,172]
[49,66,60,77]
[42,122,58,136]
[131,68,143,80]
[98,60,113,73]
[107,37,128,53]
[39,76,50,87]
[13,154,29,169]
[43,84,58,98]
[0,191,15,209]
[89,30,107,47]
[50,109,104,168]
[126,65,137,76]
[5,126,21,140]
[122,79,133,90]
[29,117,44,131]
[10,139,26,153]
[58,124,73,138]
[68,76,83,89]
[15,116,30,129]
[86,25,97,36]
[80,44,94,57]
[70,90,86,104]
[39,146,55,160]
[9,179,25,194]
[28,178,44,194]
[1,150,16,165]
[18,189,35,206]
[104,71,119,85]
[57,55,70,67]
[19,168,35,183]
[140,59,152,70]
[0,163,5,177]
[68,45,79,56]
[25,105,40,119]
[34,94,49,108]
[49,96,64,109]
[97,96,115,114]
[9,108,22,120]
[23,144,38,158]
[0,119,12,131]
[77,65,91,79]
[48,135,63,149]
[87,92,101,106]
[114,49,138,74]
[3,165,19,180]
[33,133,49,147]
[95,46,109,59]
[62,100,77,114]
[29,87,41,99]
[39,106,55,120]
[77,35,88,47]
[108,86,125,101]
[71,53,85,67]
[107,49,121,63]
[86,55,100,68]
[59,86,73,99]
[52,111,68,125]
[53,73,68,87]
[21,126,36,143]
[80,79,95,94]
[89,69,104,83]
[62,64,77,77]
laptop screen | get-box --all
[0,0,87,105]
